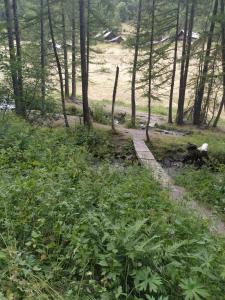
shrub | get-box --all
[0,116,225,299]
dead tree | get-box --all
[61,0,69,100]
[193,0,218,126]
[168,0,180,123]
[79,0,91,127]
[71,0,77,102]
[112,66,120,133]
[213,0,225,127]
[131,0,142,128]
[47,0,69,127]
[146,0,156,143]
[40,0,46,113]
[12,0,26,116]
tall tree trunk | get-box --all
[112,66,120,133]
[168,0,180,123]
[176,0,189,125]
[4,0,19,113]
[131,0,142,128]
[47,0,69,127]
[79,0,91,127]
[86,0,90,92]
[71,0,77,102]
[12,0,25,116]
[40,0,45,113]
[146,0,156,143]
[61,0,69,100]
[202,52,217,123]
[213,0,225,127]
[193,0,218,125]
[177,0,195,125]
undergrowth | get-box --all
[0,114,225,299]
[150,128,225,163]
[175,165,225,217]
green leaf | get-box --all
[134,267,162,293]
[180,278,210,300]
[0,251,7,261]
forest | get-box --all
[0,0,225,299]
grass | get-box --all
[150,125,225,163]
[149,123,225,217]
[175,165,225,217]
[0,114,225,299]
[98,99,176,117]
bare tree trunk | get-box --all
[112,66,120,133]
[193,0,218,125]
[131,0,142,128]
[4,0,19,113]
[71,0,77,102]
[61,0,69,100]
[47,0,69,127]
[203,69,215,123]
[40,0,45,113]
[202,52,217,123]
[79,0,91,127]
[213,0,225,127]
[178,0,195,124]
[86,0,90,92]
[168,0,180,123]
[146,0,156,143]
[176,0,189,125]
[12,0,26,116]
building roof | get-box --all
[178,30,200,39]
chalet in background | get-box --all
[177,29,200,41]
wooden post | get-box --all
[112,66,120,133]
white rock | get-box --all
[198,143,208,152]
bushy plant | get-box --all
[92,104,110,125]
[0,115,225,299]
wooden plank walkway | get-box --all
[133,139,172,189]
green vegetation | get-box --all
[0,115,225,299]
[92,104,111,125]
[175,165,225,217]
[97,99,175,117]
[149,125,225,217]
[151,126,225,163]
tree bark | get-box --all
[131,0,142,128]
[12,0,26,116]
[71,0,77,102]
[4,0,19,113]
[79,0,91,127]
[61,0,69,100]
[213,0,225,127]
[47,0,69,127]
[177,0,195,125]
[86,0,90,92]
[146,0,156,143]
[193,0,218,125]
[40,0,46,113]
[168,0,180,123]
[112,66,120,133]
[176,0,189,125]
